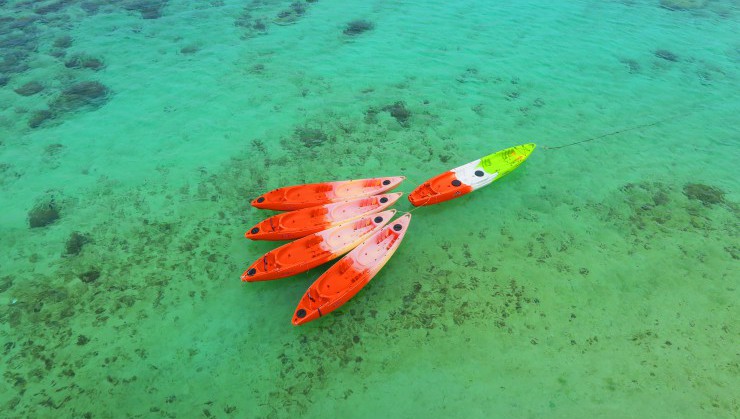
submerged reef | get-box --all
[654,49,679,62]
[122,0,169,19]
[64,54,105,71]
[619,58,641,74]
[179,44,200,55]
[364,101,413,127]
[28,199,61,228]
[659,0,707,10]
[274,2,308,26]
[683,183,725,206]
[343,19,374,36]
[50,81,110,113]
[79,267,101,284]
[53,34,73,49]
[14,81,44,96]
[382,101,411,126]
[65,232,92,256]
[28,81,111,128]
[235,1,319,38]
[28,110,54,129]
[606,181,735,243]
[294,127,331,148]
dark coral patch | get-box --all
[14,81,44,96]
[683,183,725,206]
[35,0,73,15]
[295,127,329,148]
[659,0,707,10]
[65,232,91,256]
[274,2,308,26]
[382,101,411,126]
[28,200,60,228]
[122,0,168,19]
[79,268,101,284]
[65,54,105,71]
[180,45,200,55]
[343,19,374,36]
[654,49,679,62]
[50,81,110,113]
[53,35,73,49]
[28,110,54,128]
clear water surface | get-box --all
[0,0,737,417]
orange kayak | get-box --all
[251,176,405,210]
[246,193,402,241]
[292,213,412,325]
[241,210,396,282]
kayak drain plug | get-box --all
[475,170,484,177]
[452,180,462,187]
[393,224,402,231]
[256,197,265,203]
[250,227,259,234]
[374,216,383,223]
[247,268,256,276]
[296,309,307,318]
[382,179,391,185]
[380,197,388,203]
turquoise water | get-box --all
[1,0,738,417]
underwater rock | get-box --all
[65,232,91,256]
[295,127,329,148]
[0,76,9,87]
[343,19,374,36]
[80,1,99,14]
[64,54,105,71]
[659,0,707,10]
[382,101,411,126]
[28,110,54,128]
[53,34,73,48]
[249,63,265,74]
[122,0,168,19]
[364,107,379,124]
[180,44,199,54]
[290,1,307,15]
[0,276,13,293]
[76,335,90,345]
[683,183,725,206]
[35,0,72,15]
[619,58,641,73]
[654,49,679,62]
[50,81,110,113]
[14,81,44,96]
[251,20,267,32]
[0,51,31,75]
[28,199,60,228]
[79,268,100,283]
[274,2,308,26]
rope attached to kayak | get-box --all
[541,107,702,150]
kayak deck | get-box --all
[292,213,412,325]
[409,143,534,206]
[251,176,405,210]
[246,193,402,241]
[242,210,395,282]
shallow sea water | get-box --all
[1,0,738,417]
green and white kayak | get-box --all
[408,143,535,206]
